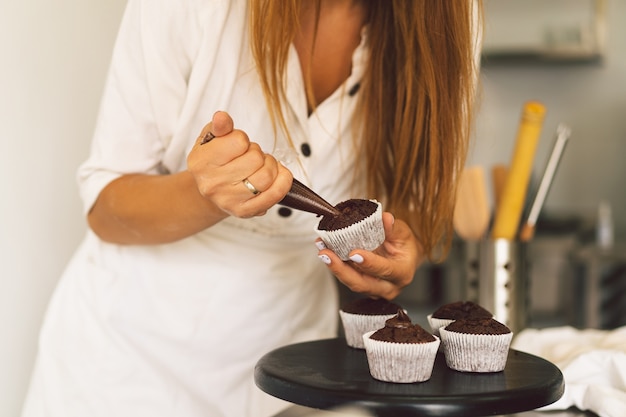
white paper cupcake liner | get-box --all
[439,327,513,373]
[426,314,455,337]
[315,201,384,261]
[339,310,399,349]
[362,330,440,383]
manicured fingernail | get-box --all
[349,254,364,264]
[318,254,331,265]
[315,241,326,251]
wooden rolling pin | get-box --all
[491,101,546,240]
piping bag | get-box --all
[278,178,341,217]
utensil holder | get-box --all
[463,241,481,304]
[464,239,529,334]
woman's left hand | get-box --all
[316,212,423,300]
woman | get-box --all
[22,1,482,416]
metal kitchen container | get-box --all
[465,239,529,334]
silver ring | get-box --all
[242,178,260,195]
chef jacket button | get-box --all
[300,143,311,157]
[348,82,360,96]
[278,207,292,217]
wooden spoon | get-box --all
[453,166,491,241]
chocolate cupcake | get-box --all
[427,301,492,336]
[339,297,403,349]
[362,309,440,383]
[315,199,384,261]
[439,317,513,373]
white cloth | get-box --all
[21,0,369,417]
[512,326,626,417]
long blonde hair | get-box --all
[249,1,482,260]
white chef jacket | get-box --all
[21,0,368,417]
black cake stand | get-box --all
[254,338,564,417]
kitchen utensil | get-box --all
[279,178,341,217]
[519,123,571,242]
[492,101,546,240]
[453,166,491,241]
[491,164,508,213]
[478,239,529,333]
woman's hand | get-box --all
[317,212,422,300]
[187,111,293,218]
[88,111,293,245]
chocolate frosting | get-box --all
[370,309,436,343]
[384,308,413,328]
[317,199,378,231]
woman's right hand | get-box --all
[187,111,293,218]
[88,111,292,245]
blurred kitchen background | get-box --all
[394,0,626,333]
[1,1,625,417]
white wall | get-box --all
[471,0,626,237]
[0,1,127,416]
